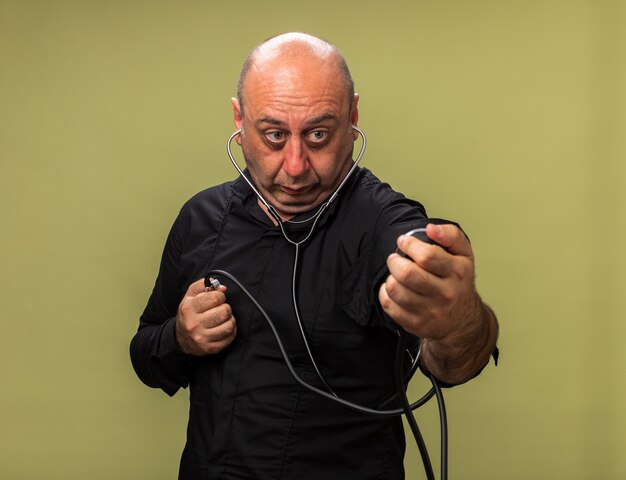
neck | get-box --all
[257,199,289,225]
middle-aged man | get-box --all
[131,32,499,480]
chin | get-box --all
[273,193,325,215]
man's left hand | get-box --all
[379,223,478,339]
[379,223,497,384]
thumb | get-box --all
[186,278,207,297]
[426,223,473,258]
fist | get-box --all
[175,278,237,356]
[379,223,477,339]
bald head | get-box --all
[236,32,355,113]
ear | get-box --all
[231,97,243,129]
[351,93,360,139]
[231,97,244,145]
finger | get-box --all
[191,290,227,314]
[387,253,443,296]
[425,223,473,258]
[203,315,237,343]
[383,268,453,325]
[204,277,228,293]
[187,278,209,296]
[383,270,437,312]
[197,302,233,328]
[395,234,452,278]
[379,282,448,339]
[189,316,237,356]
[378,283,427,336]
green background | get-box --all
[1,1,625,478]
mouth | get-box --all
[279,185,313,196]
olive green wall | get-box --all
[1,1,624,479]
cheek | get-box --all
[242,142,282,181]
[308,154,345,186]
[316,140,354,182]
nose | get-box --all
[281,137,309,178]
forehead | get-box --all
[242,54,350,121]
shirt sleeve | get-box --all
[339,195,429,329]
[129,207,196,396]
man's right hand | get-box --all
[175,278,237,356]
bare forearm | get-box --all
[419,295,499,385]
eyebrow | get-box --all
[255,113,339,128]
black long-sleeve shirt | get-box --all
[130,167,429,479]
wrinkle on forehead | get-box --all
[245,62,348,122]
[250,57,335,93]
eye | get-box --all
[306,130,329,144]
[265,130,287,145]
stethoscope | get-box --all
[219,125,446,480]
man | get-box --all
[131,32,498,479]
